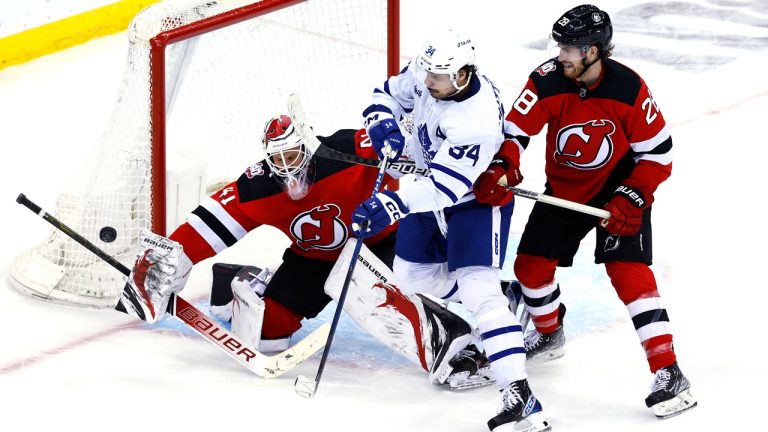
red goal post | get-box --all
[11,0,400,308]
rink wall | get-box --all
[0,0,159,70]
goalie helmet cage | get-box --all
[11,0,400,308]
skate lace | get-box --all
[524,331,542,350]
[651,368,671,392]
[502,382,524,408]
[456,348,474,360]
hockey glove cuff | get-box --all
[363,104,405,161]
[352,190,409,237]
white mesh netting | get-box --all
[11,0,393,308]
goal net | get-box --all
[11,0,400,308]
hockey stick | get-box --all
[286,100,610,220]
[497,176,611,219]
[16,193,329,378]
[293,145,391,398]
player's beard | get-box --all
[561,60,585,79]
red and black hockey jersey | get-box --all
[503,57,672,204]
[170,129,395,264]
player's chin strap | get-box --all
[448,70,473,97]
[576,50,602,79]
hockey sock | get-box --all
[606,261,676,372]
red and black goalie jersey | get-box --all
[170,129,395,264]
[503,57,673,204]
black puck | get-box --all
[99,226,117,243]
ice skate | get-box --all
[488,379,551,432]
[524,326,565,363]
[645,362,697,419]
[445,344,495,390]
[524,304,566,362]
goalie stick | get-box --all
[287,93,609,220]
[16,193,329,378]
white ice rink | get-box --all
[1,1,767,430]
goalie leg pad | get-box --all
[209,263,269,322]
[325,239,473,381]
[231,277,266,352]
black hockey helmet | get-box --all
[551,5,612,55]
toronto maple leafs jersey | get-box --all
[370,62,505,212]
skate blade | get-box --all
[448,366,496,390]
[492,412,552,432]
[526,347,565,364]
[651,388,697,419]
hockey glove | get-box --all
[363,104,406,161]
[602,185,648,236]
[352,190,409,237]
[124,230,193,323]
[473,156,522,206]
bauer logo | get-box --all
[177,306,257,363]
[357,254,388,283]
[142,237,173,250]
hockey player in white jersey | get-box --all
[352,29,551,432]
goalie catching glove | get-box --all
[363,104,406,162]
[122,229,193,323]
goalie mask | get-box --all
[262,115,315,200]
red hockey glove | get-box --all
[473,157,522,206]
[601,185,648,236]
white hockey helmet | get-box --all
[262,115,314,200]
[415,29,476,85]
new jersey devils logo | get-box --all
[290,204,348,251]
[553,120,615,169]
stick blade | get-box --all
[287,93,322,154]
[294,375,318,398]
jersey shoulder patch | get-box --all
[236,164,283,203]
[528,58,577,100]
